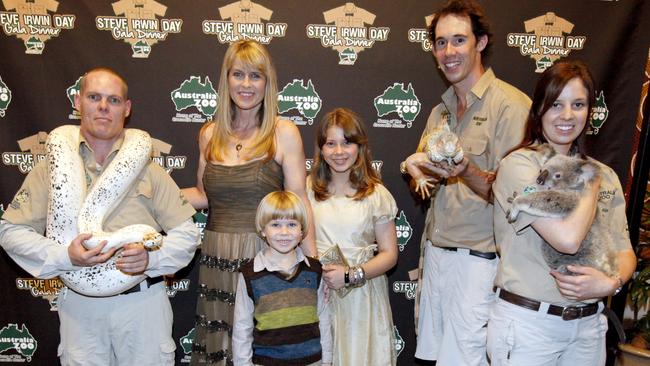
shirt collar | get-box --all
[253,246,311,273]
[441,67,495,107]
[79,131,126,165]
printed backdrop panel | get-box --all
[1,0,649,364]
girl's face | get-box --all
[262,218,302,255]
[541,77,589,155]
[321,126,359,177]
[228,59,266,113]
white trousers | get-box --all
[415,242,498,366]
[57,282,175,366]
[487,297,607,366]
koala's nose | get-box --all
[537,170,549,185]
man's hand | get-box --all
[68,233,117,266]
[550,265,618,301]
[116,243,149,275]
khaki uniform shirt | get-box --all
[3,130,196,278]
[493,147,632,306]
[419,69,531,252]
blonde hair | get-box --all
[310,108,381,201]
[206,40,279,162]
[255,191,309,237]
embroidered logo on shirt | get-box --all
[522,185,537,195]
[9,189,29,209]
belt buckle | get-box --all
[561,306,582,321]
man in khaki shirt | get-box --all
[0,67,199,365]
[401,1,530,365]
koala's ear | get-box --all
[539,144,555,163]
[580,162,599,182]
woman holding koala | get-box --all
[488,60,636,365]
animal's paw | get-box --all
[507,191,518,204]
[506,208,520,223]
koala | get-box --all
[506,144,618,277]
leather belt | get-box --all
[439,246,497,260]
[496,287,600,321]
[120,276,164,295]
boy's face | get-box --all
[262,218,303,255]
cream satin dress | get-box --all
[308,183,398,366]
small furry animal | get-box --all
[425,124,464,166]
[506,144,618,277]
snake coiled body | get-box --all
[46,125,162,297]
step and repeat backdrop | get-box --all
[0,0,649,364]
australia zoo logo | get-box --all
[171,76,218,123]
[587,91,609,135]
[178,327,195,363]
[95,0,182,58]
[0,75,11,117]
[373,83,421,128]
[506,12,586,73]
[395,211,413,252]
[202,0,287,44]
[0,0,75,54]
[0,324,37,362]
[306,3,389,65]
[278,79,322,126]
[66,76,82,119]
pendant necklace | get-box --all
[235,142,243,158]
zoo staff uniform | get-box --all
[488,147,632,366]
[0,131,199,366]
[415,69,530,365]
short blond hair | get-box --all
[255,191,308,237]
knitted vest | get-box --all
[241,257,322,366]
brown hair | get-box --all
[510,60,595,156]
[428,0,492,58]
[310,108,381,201]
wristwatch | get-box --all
[613,276,624,296]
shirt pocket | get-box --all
[462,137,488,170]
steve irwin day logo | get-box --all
[306,3,389,65]
[16,278,64,311]
[407,15,434,52]
[0,0,75,54]
[278,79,322,126]
[373,83,421,128]
[507,12,586,73]
[2,130,187,174]
[96,0,182,58]
[202,0,287,44]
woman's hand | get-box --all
[322,264,346,290]
[550,265,618,301]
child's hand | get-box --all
[322,264,346,290]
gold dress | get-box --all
[191,159,283,365]
[308,183,397,366]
